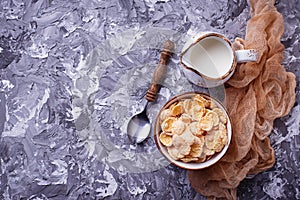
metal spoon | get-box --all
[127,40,174,144]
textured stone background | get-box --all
[0,0,299,199]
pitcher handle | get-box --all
[235,49,258,63]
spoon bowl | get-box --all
[127,104,151,143]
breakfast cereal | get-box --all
[158,94,229,163]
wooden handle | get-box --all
[146,40,174,102]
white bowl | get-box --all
[154,92,232,170]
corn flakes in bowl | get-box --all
[154,92,232,170]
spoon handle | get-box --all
[146,40,174,102]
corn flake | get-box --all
[203,145,215,156]
[206,110,219,127]
[180,128,195,145]
[170,102,184,116]
[213,108,227,124]
[189,136,204,157]
[189,122,204,136]
[190,105,205,121]
[196,152,207,163]
[160,109,171,122]
[209,100,218,109]
[180,113,192,124]
[161,117,177,133]
[159,132,173,147]
[169,135,191,158]
[183,99,193,113]
[181,156,199,163]
[167,146,185,160]
[198,113,214,131]
[206,129,228,152]
[171,119,185,135]
[194,94,211,107]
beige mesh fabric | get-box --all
[187,0,296,199]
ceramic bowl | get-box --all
[154,92,232,170]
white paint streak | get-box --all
[2,88,50,137]
[96,165,118,198]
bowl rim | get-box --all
[154,91,232,170]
